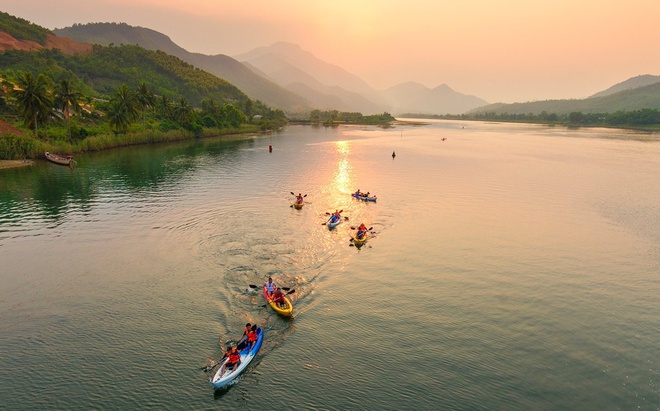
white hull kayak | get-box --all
[327,215,342,229]
[352,193,377,202]
[210,327,264,389]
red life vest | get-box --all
[247,330,258,342]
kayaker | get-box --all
[220,345,241,375]
[215,345,232,372]
[296,193,304,204]
[272,286,286,308]
[243,323,251,336]
[357,223,367,239]
[245,324,258,349]
[265,277,276,296]
[330,210,341,223]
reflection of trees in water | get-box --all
[0,136,252,225]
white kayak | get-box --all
[327,214,342,229]
[210,327,264,389]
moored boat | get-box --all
[45,151,76,167]
[263,284,293,316]
[210,327,264,389]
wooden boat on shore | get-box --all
[45,152,76,167]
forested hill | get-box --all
[589,74,660,98]
[0,11,51,45]
[471,80,660,116]
[0,45,249,105]
[54,22,313,113]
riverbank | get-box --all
[0,159,33,169]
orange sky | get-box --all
[3,0,660,103]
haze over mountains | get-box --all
[54,22,489,115]
[10,19,660,117]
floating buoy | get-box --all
[392,151,396,158]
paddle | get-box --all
[349,227,373,242]
[203,360,220,372]
[249,284,290,291]
[322,210,347,225]
[290,193,308,207]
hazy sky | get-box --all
[3,0,660,103]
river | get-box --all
[1,120,658,410]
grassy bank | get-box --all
[0,124,261,160]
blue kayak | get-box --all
[352,193,377,202]
[210,327,264,389]
[327,214,342,229]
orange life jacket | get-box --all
[247,330,258,342]
[228,351,241,364]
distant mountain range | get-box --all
[471,77,660,115]
[53,23,490,115]
[7,17,660,117]
[53,23,312,113]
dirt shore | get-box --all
[0,159,34,169]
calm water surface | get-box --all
[1,121,658,410]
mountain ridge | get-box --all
[54,23,312,113]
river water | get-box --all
[1,120,658,410]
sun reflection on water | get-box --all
[333,141,353,194]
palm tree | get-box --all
[136,82,156,130]
[157,95,174,120]
[173,97,192,125]
[55,79,82,141]
[107,100,132,134]
[12,71,53,137]
[107,84,139,134]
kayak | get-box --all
[210,327,264,389]
[263,285,293,316]
[352,193,377,202]
[293,201,304,209]
[327,214,342,229]
[352,230,368,245]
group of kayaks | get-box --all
[209,280,294,389]
[209,190,376,389]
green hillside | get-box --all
[471,81,660,115]
[54,23,314,113]
[0,11,52,45]
[0,45,248,105]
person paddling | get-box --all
[295,193,304,204]
[265,277,275,296]
[357,223,368,239]
[272,286,286,308]
[245,324,258,350]
[220,345,241,375]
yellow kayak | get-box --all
[352,230,368,245]
[293,201,304,209]
[263,285,293,316]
